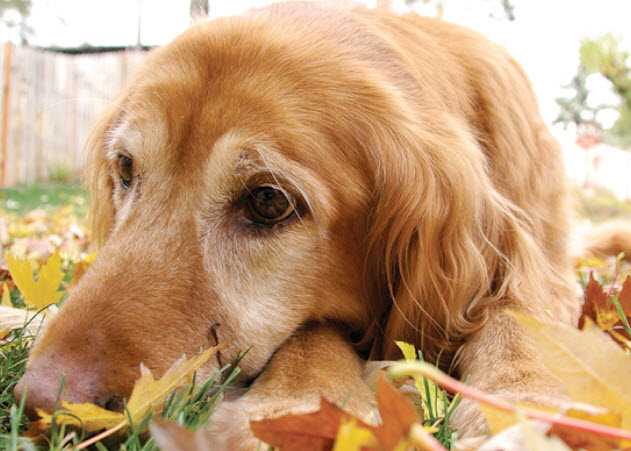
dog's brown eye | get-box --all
[247,186,294,224]
[118,155,133,190]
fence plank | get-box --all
[0,45,147,187]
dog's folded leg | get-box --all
[450,310,569,438]
[205,323,376,451]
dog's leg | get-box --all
[450,311,569,437]
[206,323,375,450]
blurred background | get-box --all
[0,0,630,263]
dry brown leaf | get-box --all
[250,397,345,450]
[250,373,423,451]
[579,274,631,349]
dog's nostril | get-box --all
[103,395,125,413]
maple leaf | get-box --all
[26,345,223,444]
[6,251,64,310]
[512,311,631,431]
[250,374,430,451]
[579,269,631,350]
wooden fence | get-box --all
[0,44,147,187]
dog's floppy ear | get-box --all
[83,100,122,248]
[363,107,549,363]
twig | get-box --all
[76,421,126,450]
[389,361,631,442]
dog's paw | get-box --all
[449,388,569,439]
[449,396,489,437]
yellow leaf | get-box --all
[481,400,557,435]
[395,340,417,361]
[126,345,223,425]
[394,341,444,420]
[6,251,64,310]
[333,418,378,451]
[510,311,631,430]
[1,283,11,307]
[83,251,98,264]
[28,402,125,437]
[26,346,222,439]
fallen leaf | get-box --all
[250,373,424,451]
[126,345,224,425]
[25,402,125,437]
[548,406,624,451]
[579,274,631,349]
[250,397,345,450]
[0,305,47,335]
[395,340,441,420]
[6,251,64,310]
[26,345,222,440]
[373,373,419,449]
[333,418,378,451]
[70,252,97,287]
[511,311,631,430]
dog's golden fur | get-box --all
[16,2,581,447]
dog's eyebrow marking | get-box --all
[207,130,331,238]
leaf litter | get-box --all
[2,195,631,449]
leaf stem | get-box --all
[76,421,127,450]
[389,361,631,442]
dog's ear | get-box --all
[83,101,121,248]
[363,109,548,363]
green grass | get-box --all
[0,316,243,450]
[574,185,631,223]
[0,182,87,217]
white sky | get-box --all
[6,0,631,126]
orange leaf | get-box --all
[250,373,423,451]
[372,374,419,449]
[579,273,608,329]
[250,397,347,451]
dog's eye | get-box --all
[247,186,295,224]
[118,155,133,190]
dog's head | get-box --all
[16,5,529,414]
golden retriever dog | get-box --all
[15,2,580,448]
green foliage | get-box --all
[0,317,244,450]
[574,186,631,223]
[0,182,86,216]
[557,33,631,148]
[0,0,30,19]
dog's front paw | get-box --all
[449,396,489,437]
